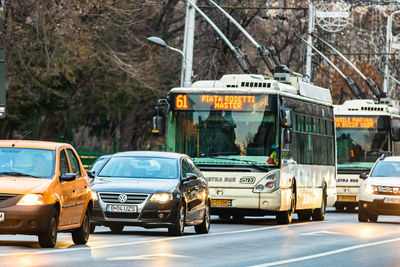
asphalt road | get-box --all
[1,210,400,267]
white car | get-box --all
[359,155,400,222]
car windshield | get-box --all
[370,161,400,177]
[98,156,179,179]
[0,147,55,178]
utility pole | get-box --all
[182,0,196,88]
[305,0,314,80]
[384,10,400,94]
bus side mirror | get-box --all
[152,115,165,136]
[280,108,293,128]
[391,126,400,142]
[283,129,292,144]
[359,172,368,180]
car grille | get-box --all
[99,193,149,204]
[376,186,400,195]
[104,212,139,219]
[0,194,18,204]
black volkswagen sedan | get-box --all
[89,151,210,236]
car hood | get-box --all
[367,177,400,187]
[0,177,52,194]
[91,177,179,193]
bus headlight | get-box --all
[253,172,280,193]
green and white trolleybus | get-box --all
[154,73,337,224]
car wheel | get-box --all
[38,208,58,248]
[369,214,378,223]
[168,202,185,236]
[312,186,327,221]
[109,225,124,233]
[90,224,96,234]
[297,210,312,221]
[72,209,90,245]
[358,204,368,222]
[195,203,210,234]
[277,187,295,224]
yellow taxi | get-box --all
[0,140,93,247]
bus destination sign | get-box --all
[174,94,269,111]
[335,116,378,129]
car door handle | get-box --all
[72,189,76,193]
[84,185,87,189]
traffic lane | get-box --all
[0,213,400,266]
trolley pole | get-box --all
[305,0,314,80]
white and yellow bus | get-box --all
[334,99,400,211]
[154,73,337,224]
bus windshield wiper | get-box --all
[199,153,270,172]
[0,172,39,178]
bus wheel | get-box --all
[277,187,295,224]
[312,185,327,221]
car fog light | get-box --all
[363,203,368,208]
[263,201,269,207]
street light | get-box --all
[147,36,185,87]
[383,10,400,95]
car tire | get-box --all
[312,185,327,221]
[369,214,378,223]
[277,187,296,224]
[195,203,210,234]
[109,225,124,233]
[72,209,90,245]
[297,210,312,221]
[38,208,59,248]
[358,204,368,222]
[90,224,96,234]
[168,202,185,236]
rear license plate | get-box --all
[211,199,232,207]
[384,197,400,204]
[106,205,137,213]
[338,196,356,201]
[0,212,3,222]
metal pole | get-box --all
[181,3,190,87]
[305,0,314,80]
[384,10,400,94]
[183,0,196,88]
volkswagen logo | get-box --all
[118,194,128,203]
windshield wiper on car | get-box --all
[199,153,270,172]
[0,172,40,178]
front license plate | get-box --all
[338,196,356,201]
[106,204,138,213]
[384,197,400,204]
[0,212,3,222]
[211,199,232,207]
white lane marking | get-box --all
[300,230,343,236]
[0,221,318,257]
[108,253,188,261]
[249,236,400,267]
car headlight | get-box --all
[253,171,280,193]
[91,191,98,201]
[364,184,376,194]
[17,194,44,205]
[150,193,172,203]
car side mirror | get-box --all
[283,129,292,144]
[280,107,293,128]
[87,170,95,178]
[183,173,197,182]
[60,173,77,182]
[359,173,368,180]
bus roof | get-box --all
[334,99,400,117]
[170,74,332,105]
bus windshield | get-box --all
[172,94,278,166]
[336,125,389,170]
